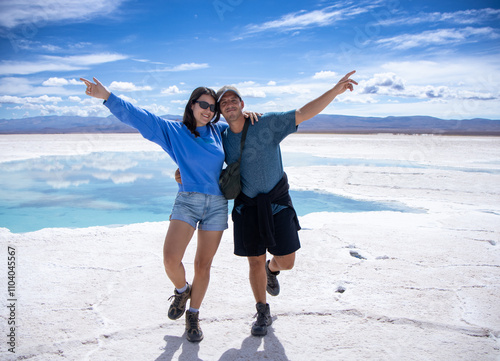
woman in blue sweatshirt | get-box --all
[81,77,234,342]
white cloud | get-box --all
[172,63,209,71]
[0,61,80,76]
[251,101,280,113]
[0,95,62,104]
[56,53,127,66]
[242,5,367,35]
[116,94,137,104]
[359,73,406,95]
[237,81,258,87]
[378,58,500,88]
[219,81,266,98]
[234,82,313,101]
[153,63,209,72]
[265,84,311,96]
[9,103,107,117]
[377,8,500,26]
[439,8,500,24]
[0,76,87,99]
[80,98,101,106]
[0,53,128,75]
[376,27,499,50]
[68,96,81,102]
[267,81,277,86]
[108,81,152,92]
[161,85,182,95]
[5,39,92,53]
[0,77,36,94]
[41,44,62,52]
[237,3,381,39]
[455,89,496,101]
[340,94,377,104]
[0,95,24,104]
[143,104,170,115]
[0,0,127,28]
[238,63,498,119]
[356,71,497,102]
[240,88,267,98]
[43,77,70,86]
[313,71,337,79]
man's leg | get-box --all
[266,206,301,296]
[268,252,295,273]
[265,252,295,296]
[248,254,272,336]
[247,254,267,304]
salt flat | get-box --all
[1,133,499,360]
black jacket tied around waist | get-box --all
[234,173,301,254]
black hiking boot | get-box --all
[185,310,204,342]
[266,260,280,296]
[251,302,272,336]
[167,283,191,320]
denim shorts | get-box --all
[170,192,228,231]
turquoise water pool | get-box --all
[0,151,423,233]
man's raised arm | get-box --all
[295,70,357,125]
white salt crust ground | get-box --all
[0,133,499,360]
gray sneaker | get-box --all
[186,310,204,342]
[251,302,272,336]
[168,283,191,320]
[266,260,280,296]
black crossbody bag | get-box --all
[219,119,250,199]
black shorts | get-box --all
[233,207,301,257]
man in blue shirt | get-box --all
[217,71,357,336]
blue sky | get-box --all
[0,0,499,120]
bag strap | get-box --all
[237,119,250,163]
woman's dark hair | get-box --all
[183,87,220,137]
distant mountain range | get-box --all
[1,114,499,135]
[297,114,500,135]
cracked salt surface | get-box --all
[1,133,499,361]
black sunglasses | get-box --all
[195,101,216,112]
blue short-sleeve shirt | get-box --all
[222,110,297,198]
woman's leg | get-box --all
[189,230,224,309]
[163,220,195,289]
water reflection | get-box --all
[283,152,500,174]
[0,151,422,233]
[0,152,178,232]
[290,190,417,216]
